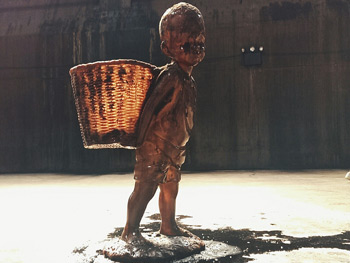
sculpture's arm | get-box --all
[136,73,181,146]
[155,80,182,121]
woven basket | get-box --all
[70,59,156,149]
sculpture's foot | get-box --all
[121,230,152,246]
[160,225,201,240]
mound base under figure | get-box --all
[103,233,204,262]
[70,232,241,263]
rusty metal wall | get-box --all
[0,0,349,173]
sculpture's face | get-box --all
[167,27,205,67]
[161,8,206,67]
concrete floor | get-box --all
[0,170,349,262]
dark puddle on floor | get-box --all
[107,213,350,262]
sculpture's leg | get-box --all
[159,181,178,235]
[121,181,158,243]
[159,181,192,236]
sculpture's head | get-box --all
[159,2,205,68]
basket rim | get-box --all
[69,59,156,75]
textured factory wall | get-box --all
[0,0,157,173]
[182,0,350,170]
[0,0,349,173]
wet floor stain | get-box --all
[107,213,350,262]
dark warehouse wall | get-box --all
[0,0,349,173]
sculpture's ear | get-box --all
[161,41,172,58]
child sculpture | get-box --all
[121,2,206,244]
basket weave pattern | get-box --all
[70,60,155,149]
